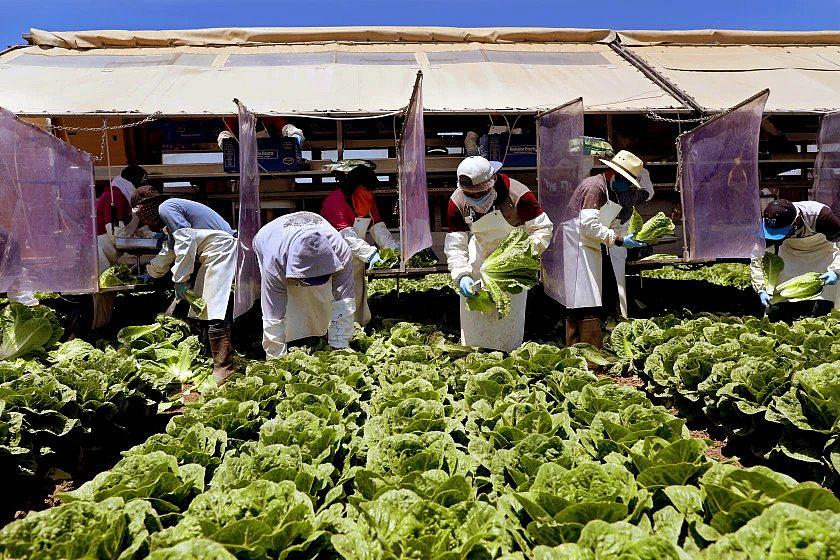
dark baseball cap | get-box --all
[762,200,796,240]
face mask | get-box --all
[611,175,633,193]
[463,188,497,215]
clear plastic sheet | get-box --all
[811,112,840,215]
[232,101,262,318]
[398,74,433,268]
[0,107,97,295]
[537,99,585,306]
[678,91,768,260]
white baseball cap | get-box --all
[457,156,503,194]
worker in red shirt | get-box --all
[321,160,399,325]
[444,156,553,351]
[93,165,156,328]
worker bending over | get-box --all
[132,187,237,385]
[562,150,653,347]
[445,156,553,352]
[752,199,840,321]
[253,211,355,358]
[321,160,398,325]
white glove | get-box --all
[328,297,356,349]
[263,317,287,359]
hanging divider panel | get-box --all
[398,71,433,271]
[0,107,97,295]
[536,98,585,306]
[811,112,840,216]
[678,90,769,260]
[232,100,262,318]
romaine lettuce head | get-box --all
[634,212,676,244]
[0,302,63,361]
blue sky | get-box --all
[2,0,838,49]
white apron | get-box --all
[179,230,237,321]
[285,283,334,342]
[777,234,840,309]
[459,210,527,352]
[563,199,626,314]
[351,216,373,326]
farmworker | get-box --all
[252,211,355,358]
[752,199,840,321]
[131,186,238,385]
[321,160,399,325]
[562,150,652,347]
[93,165,160,328]
[445,155,553,351]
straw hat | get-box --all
[599,150,644,189]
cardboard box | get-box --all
[222,138,308,173]
[479,131,537,167]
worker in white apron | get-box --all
[132,187,238,385]
[321,160,399,325]
[444,156,553,352]
[751,199,840,321]
[561,150,652,347]
[93,166,159,328]
[252,212,355,358]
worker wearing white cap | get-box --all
[562,150,652,347]
[253,211,355,358]
[133,187,238,385]
[444,156,554,351]
[751,199,840,321]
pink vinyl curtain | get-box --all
[678,91,769,260]
[398,72,432,269]
[811,112,840,216]
[0,107,97,295]
[232,100,262,318]
[536,99,585,306]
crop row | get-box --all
[609,312,840,484]
[2,320,838,559]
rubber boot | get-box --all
[579,318,604,349]
[208,327,235,386]
[565,318,581,347]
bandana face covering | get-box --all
[137,203,164,231]
[611,175,633,193]
[351,186,375,218]
[463,186,497,215]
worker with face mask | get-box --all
[253,212,355,358]
[93,165,159,328]
[445,156,554,352]
[132,187,238,385]
[321,160,399,326]
[752,199,840,321]
[562,150,652,347]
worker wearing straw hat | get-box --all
[132,187,238,385]
[562,150,652,347]
[445,155,554,352]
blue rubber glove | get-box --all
[621,234,647,249]
[459,276,477,298]
[174,282,189,300]
[820,271,838,286]
[137,272,153,284]
[367,252,384,271]
[758,290,771,308]
[152,232,168,248]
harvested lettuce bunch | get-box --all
[631,211,676,244]
[467,229,540,319]
[761,252,784,295]
[771,272,824,304]
[183,290,207,315]
[371,247,438,269]
[99,264,138,288]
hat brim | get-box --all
[131,194,167,213]
[762,223,791,241]
[489,161,503,175]
[600,159,641,189]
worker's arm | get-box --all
[444,199,472,281]
[815,206,840,243]
[145,243,176,279]
[637,169,655,203]
[169,228,199,284]
[749,257,767,293]
[515,192,553,255]
[340,227,378,263]
[578,186,617,246]
[368,203,400,251]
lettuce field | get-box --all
[1,297,840,559]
